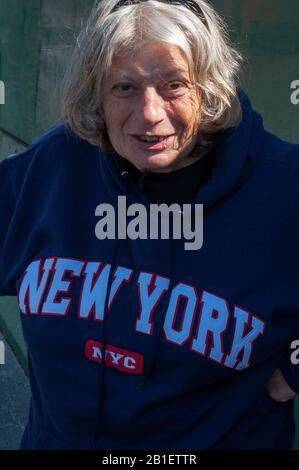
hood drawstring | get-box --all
[117,158,177,390]
[117,155,175,391]
[114,157,177,390]
[94,159,129,448]
[137,171,149,189]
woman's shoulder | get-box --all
[0,121,101,207]
[257,128,299,171]
[3,121,99,169]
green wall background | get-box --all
[0,0,298,448]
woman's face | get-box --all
[102,42,201,173]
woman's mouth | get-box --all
[130,134,176,150]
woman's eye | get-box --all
[112,84,135,96]
[168,82,183,90]
[163,81,188,96]
[111,81,188,98]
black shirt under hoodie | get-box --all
[116,148,216,205]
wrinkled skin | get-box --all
[102,42,201,173]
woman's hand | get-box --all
[266,368,297,402]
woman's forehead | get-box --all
[108,42,191,79]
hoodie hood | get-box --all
[100,88,260,212]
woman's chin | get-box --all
[130,152,177,173]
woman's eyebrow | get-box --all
[158,68,190,79]
[111,69,189,81]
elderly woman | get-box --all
[0,0,298,451]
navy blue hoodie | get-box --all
[0,90,299,450]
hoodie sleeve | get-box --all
[0,157,18,296]
[279,342,299,394]
[278,148,299,395]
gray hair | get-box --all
[61,0,244,155]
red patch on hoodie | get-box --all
[85,340,144,375]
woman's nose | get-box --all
[138,87,167,124]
